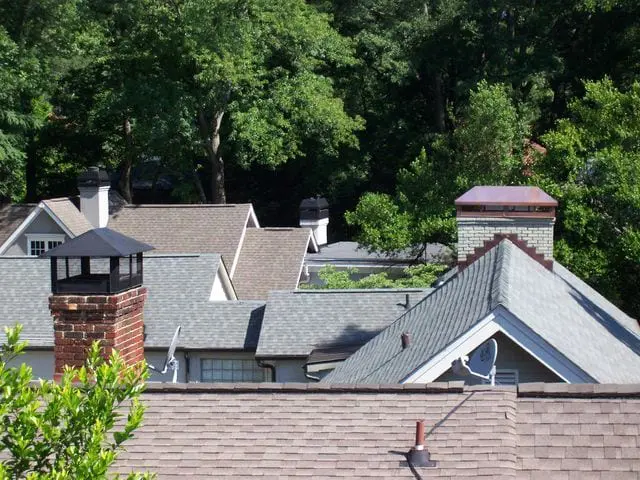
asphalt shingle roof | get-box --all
[256,289,432,358]
[232,228,312,300]
[42,198,93,236]
[0,254,264,350]
[324,240,640,384]
[110,382,640,479]
[108,204,253,268]
[0,204,36,247]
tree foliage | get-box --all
[0,325,152,479]
[535,78,640,315]
[306,263,447,290]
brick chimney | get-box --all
[44,228,153,380]
[455,186,558,270]
[50,289,147,380]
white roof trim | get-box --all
[39,201,75,237]
[219,260,237,300]
[402,314,500,383]
[229,207,256,278]
[402,306,594,384]
[493,305,595,383]
[0,205,48,254]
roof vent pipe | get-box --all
[401,332,411,350]
[407,420,436,467]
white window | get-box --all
[200,358,267,383]
[26,234,65,256]
[495,369,519,385]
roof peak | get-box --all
[122,203,251,209]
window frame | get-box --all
[26,234,65,257]
[199,357,269,383]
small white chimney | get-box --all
[299,196,329,246]
[78,167,110,228]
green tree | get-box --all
[306,263,447,289]
[535,78,640,316]
[0,325,153,479]
[347,80,530,253]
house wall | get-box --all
[457,217,554,262]
[272,359,307,382]
[210,272,230,301]
[434,332,562,385]
[7,350,55,379]
[5,211,69,255]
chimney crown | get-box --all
[77,166,110,188]
[455,186,557,270]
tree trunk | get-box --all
[119,117,134,203]
[197,109,226,203]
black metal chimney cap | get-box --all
[299,196,329,211]
[43,228,154,258]
[77,166,110,188]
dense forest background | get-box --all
[1,0,640,316]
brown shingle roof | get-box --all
[42,197,93,236]
[111,383,640,479]
[108,204,253,267]
[0,204,35,247]
[232,228,312,300]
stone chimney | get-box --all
[78,167,110,228]
[300,196,329,246]
[455,186,558,270]
[44,228,153,380]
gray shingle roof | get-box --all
[110,383,640,479]
[0,254,264,350]
[42,198,93,236]
[108,204,253,267]
[256,289,432,358]
[232,228,312,300]
[324,240,640,384]
[0,204,36,246]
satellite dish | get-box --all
[451,338,498,385]
[148,325,182,383]
[468,338,497,377]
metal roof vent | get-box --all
[401,332,411,350]
[407,420,436,467]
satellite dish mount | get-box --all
[148,325,182,383]
[451,338,498,385]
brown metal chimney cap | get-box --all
[455,186,558,207]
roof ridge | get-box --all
[489,240,512,309]
[289,288,430,294]
[122,204,251,209]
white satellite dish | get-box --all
[451,338,498,385]
[148,325,182,383]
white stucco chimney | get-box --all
[299,197,329,246]
[77,167,110,228]
[455,186,558,270]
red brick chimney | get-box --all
[43,227,153,380]
[50,288,147,380]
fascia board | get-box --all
[0,205,43,254]
[493,305,594,383]
[402,314,500,383]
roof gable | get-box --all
[0,204,37,248]
[108,204,254,267]
[232,228,313,300]
[324,240,640,384]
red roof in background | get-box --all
[455,186,558,207]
